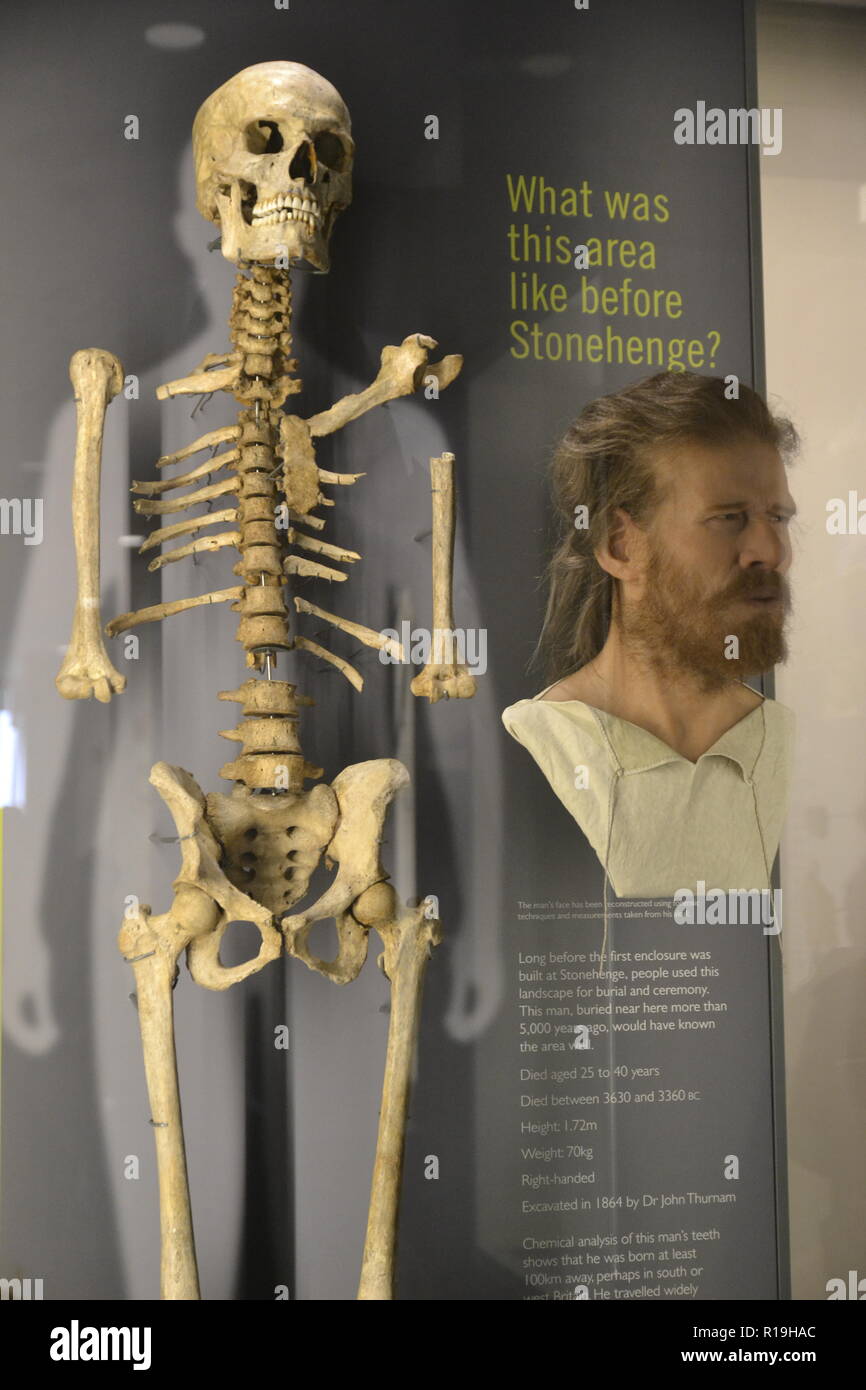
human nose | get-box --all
[739,516,790,571]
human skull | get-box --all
[193,61,354,271]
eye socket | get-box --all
[245,120,284,154]
[314,130,348,170]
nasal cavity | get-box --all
[289,141,315,183]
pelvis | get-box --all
[148,757,409,991]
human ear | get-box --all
[596,506,646,580]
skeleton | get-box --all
[55,61,475,1301]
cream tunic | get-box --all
[501,686,795,900]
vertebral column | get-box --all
[223,266,313,791]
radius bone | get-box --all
[411,454,477,703]
[56,349,127,703]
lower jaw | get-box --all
[218,199,329,270]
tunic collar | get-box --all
[548,697,769,783]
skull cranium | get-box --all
[193,61,354,271]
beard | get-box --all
[617,540,791,692]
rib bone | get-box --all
[156,353,242,401]
[139,508,238,553]
[317,468,365,485]
[294,596,404,661]
[56,348,128,703]
[134,476,239,517]
[289,530,361,564]
[289,510,325,531]
[156,426,239,468]
[293,635,363,690]
[285,555,347,582]
[106,587,244,637]
[147,531,241,572]
[133,450,239,496]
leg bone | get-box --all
[119,761,284,1298]
[355,888,443,1300]
[119,885,219,1300]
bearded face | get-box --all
[615,439,794,691]
[620,537,791,691]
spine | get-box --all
[228,267,300,667]
[222,269,316,792]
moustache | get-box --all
[714,576,789,607]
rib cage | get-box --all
[123,265,359,791]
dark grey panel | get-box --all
[0,0,779,1301]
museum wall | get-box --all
[758,0,866,1301]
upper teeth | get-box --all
[252,193,321,227]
